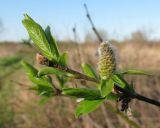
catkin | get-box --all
[98,41,116,79]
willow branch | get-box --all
[37,55,98,83]
[114,85,160,107]
[84,3,103,43]
[38,56,160,107]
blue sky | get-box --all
[0,0,160,41]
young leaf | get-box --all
[119,69,152,76]
[100,79,114,97]
[38,67,73,77]
[21,61,54,95]
[21,60,38,77]
[31,83,54,97]
[21,61,52,87]
[58,52,68,66]
[62,88,102,100]
[29,76,53,87]
[81,63,98,79]
[22,14,54,60]
[45,26,60,59]
[75,99,104,117]
[112,74,128,88]
[37,85,53,97]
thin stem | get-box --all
[39,56,160,107]
[114,84,160,107]
[47,60,99,83]
[84,3,103,43]
[135,93,160,106]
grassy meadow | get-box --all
[0,40,160,128]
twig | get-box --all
[37,53,160,107]
[39,57,160,107]
[84,3,103,43]
[37,55,98,83]
[114,85,160,107]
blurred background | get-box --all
[0,0,160,128]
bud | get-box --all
[36,53,50,66]
[98,41,116,79]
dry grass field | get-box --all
[0,41,160,128]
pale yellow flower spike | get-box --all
[98,41,116,79]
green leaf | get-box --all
[81,63,98,79]
[38,86,53,96]
[29,76,53,87]
[22,14,54,60]
[62,88,102,100]
[38,67,73,77]
[21,61,53,86]
[119,69,152,76]
[21,60,38,77]
[34,83,54,97]
[58,52,68,66]
[112,74,128,88]
[75,99,104,117]
[21,61,54,96]
[45,26,60,59]
[30,76,54,96]
[100,79,114,97]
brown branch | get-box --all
[37,53,98,83]
[84,3,103,43]
[37,54,160,107]
[114,85,160,107]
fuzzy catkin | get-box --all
[98,41,116,79]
